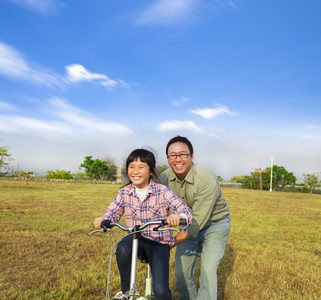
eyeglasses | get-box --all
[167,153,190,160]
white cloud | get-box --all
[136,0,198,25]
[64,64,126,89]
[305,124,321,131]
[190,105,234,119]
[0,100,17,111]
[135,0,242,25]
[0,41,62,88]
[302,124,321,140]
[47,97,134,135]
[0,42,127,90]
[156,120,204,133]
[172,97,189,107]
[0,115,71,135]
[212,0,241,12]
[302,135,316,140]
[7,0,65,15]
[0,98,134,137]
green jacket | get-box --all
[158,163,230,238]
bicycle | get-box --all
[88,219,187,300]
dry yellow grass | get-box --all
[0,180,320,299]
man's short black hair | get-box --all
[166,136,194,155]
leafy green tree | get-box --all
[157,164,169,175]
[267,165,296,191]
[303,174,321,193]
[18,171,34,178]
[230,175,254,189]
[231,165,296,191]
[217,176,223,182]
[230,175,246,183]
[76,172,88,179]
[46,170,74,179]
[249,168,271,190]
[0,145,14,175]
[79,156,111,180]
[101,155,117,181]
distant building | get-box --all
[116,166,127,183]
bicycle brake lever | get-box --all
[88,229,104,236]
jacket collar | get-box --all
[128,180,157,195]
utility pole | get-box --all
[269,155,274,192]
[260,156,262,191]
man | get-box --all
[158,136,230,300]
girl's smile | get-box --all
[128,158,152,189]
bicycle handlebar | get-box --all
[88,218,187,236]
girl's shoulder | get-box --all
[119,183,135,194]
[150,180,168,190]
[150,180,176,198]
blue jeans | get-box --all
[175,214,231,300]
[116,235,172,300]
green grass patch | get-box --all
[1,180,320,299]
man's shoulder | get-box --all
[150,180,168,191]
[193,164,217,182]
[158,168,172,186]
[159,167,174,178]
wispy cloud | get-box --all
[0,98,134,137]
[0,41,128,90]
[0,115,71,135]
[0,41,63,88]
[212,0,242,12]
[47,98,134,135]
[190,105,235,119]
[135,0,241,25]
[64,64,125,89]
[302,124,321,140]
[305,124,321,130]
[172,97,189,107]
[136,0,198,25]
[6,0,65,15]
[0,100,17,111]
[156,120,204,133]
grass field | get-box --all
[1,179,320,299]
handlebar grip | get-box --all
[101,219,112,231]
[162,218,187,226]
[179,219,187,226]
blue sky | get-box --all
[1,0,321,181]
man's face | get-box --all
[167,142,194,180]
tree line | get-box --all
[230,165,321,194]
[1,144,320,193]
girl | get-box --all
[94,148,192,300]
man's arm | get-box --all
[172,229,189,248]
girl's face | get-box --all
[128,157,152,189]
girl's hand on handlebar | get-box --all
[93,217,105,229]
[165,214,181,227]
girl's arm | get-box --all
[164,188,193,226]
[94,190,125,228]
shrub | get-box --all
[46,170,74,180]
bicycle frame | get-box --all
[89,220,183,300]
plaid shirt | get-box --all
[101,180,192,246]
